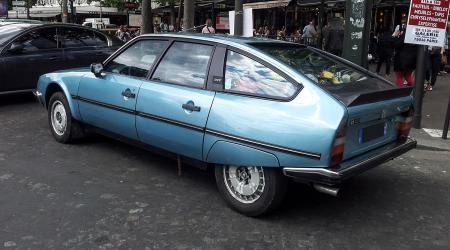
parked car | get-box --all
[35,34,417,216]
[0,22,123,94]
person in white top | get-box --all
[202,19,215,34]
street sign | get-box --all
[405,0,450,47]
[12,1,25,6]
[12,6,26,11]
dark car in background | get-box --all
[0,22,123,94]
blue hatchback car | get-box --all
[35,34,416,216]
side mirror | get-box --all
[90,63,104,77]
[7,43,24,53]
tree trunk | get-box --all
[183,0,194,31]
[177,0,183,31]
[62,0,68,23]
[141,0,153,34]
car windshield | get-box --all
[0,24,32,46]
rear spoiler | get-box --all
[347,87,414,107]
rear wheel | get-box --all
[215,165,287,216]
[48,92,84,143]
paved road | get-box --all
[1,95,450,249]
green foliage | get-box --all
[101,0,125,10]
[154,0,179,7]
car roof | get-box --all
[141,33,296,48]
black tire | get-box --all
[47,92,84,143]
[215,165,287,217]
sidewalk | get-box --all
[369,63,450,128]
[369,63,450,149]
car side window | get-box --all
[9,28,57,53]
[224,50,297,99]
[60,27,106,48]
[151,42,213,88]
[92,31,108,47]
[104,39,168,78]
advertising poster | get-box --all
[405,0,450,46]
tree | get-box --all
[141,0,153,34]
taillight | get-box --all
[397,108,413,143]
[330,126,346,168]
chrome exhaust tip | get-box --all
[313,183,340,197]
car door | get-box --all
[77,39,169,140]
[0,27,63,92]
[136,41,216,160]
[59,27,116,69]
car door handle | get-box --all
[182,101,201,112]
[121,88,135,98]
[47,56,58,61]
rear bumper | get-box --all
[283,138,417,185]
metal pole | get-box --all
[234,0,243,36]
[318,0,325,49]
[442,98,450,139]
[69,0,74,23]
[26,0,30,19]
[413,45,426,129]
[183,0,194,31]
[212,1,216,29]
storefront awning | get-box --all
[297,0,345,7]
[243,0,291,10]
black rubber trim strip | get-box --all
[73,95,321,160]
[136,111,205,132]
[74,96,135,115]
[205,128,321,160]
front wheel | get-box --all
[215,165,287,217]
[48,92,84,143]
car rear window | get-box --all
[253,44,397,104]
[253,44,394,87]
[0,24,31,46]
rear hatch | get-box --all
[342,93,412,161]
[252,44,414,162]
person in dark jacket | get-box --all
[324,17,344,56]
[376,27,394,77]
[393,20,418,87]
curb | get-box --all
[409,128,450,151]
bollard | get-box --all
[443,98,450,140]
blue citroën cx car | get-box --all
[35,34,417,216]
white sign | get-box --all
[228,8,253,37]
[12,1,25,5]
[12,6,26,11]
[404,0,450,47]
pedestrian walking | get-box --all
[425,46,444,91]
[376,26,394,77]
[201,19,215,34]
[324,17,344,56]
[302,20,317,46]
[115,25,131,43]
[393,17,417,87]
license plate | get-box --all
[360,122,386,143]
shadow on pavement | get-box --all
[0,93,37,106]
